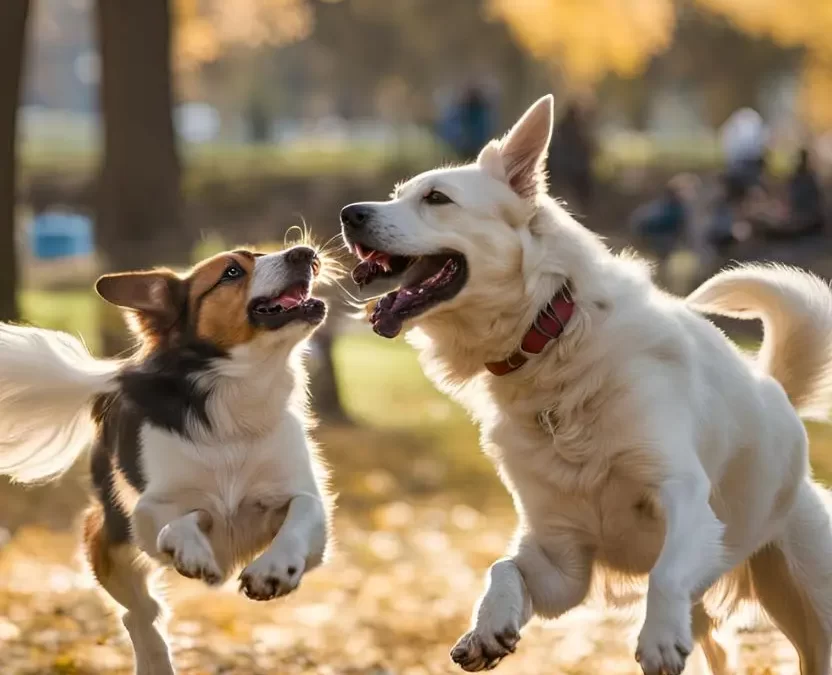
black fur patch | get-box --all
[89,339,226,546]
[117,342,225,437]
[90,393,143,545]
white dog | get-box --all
[340,95,832,675]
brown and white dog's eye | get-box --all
[423,189,453,206]
[220,264,246,282]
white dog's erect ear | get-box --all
[478,94,554,199]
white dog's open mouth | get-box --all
[350,245,468,338]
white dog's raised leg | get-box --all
[637,466,728,675]
[450,531,592,672]
[238,493,327,601]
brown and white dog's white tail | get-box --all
[688,264,832,420]
[0,324,121,483]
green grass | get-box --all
[19,289,100,353]
[20,137,447,188]
[330,332,494,503]
[333,333,465,429]
[22,135,799,190]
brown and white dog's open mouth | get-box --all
[248,280,326,331]
[344,239,468,338]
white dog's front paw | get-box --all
[636,611,692,675]
[238,543,306,601]
[450,621,520,672]
[157,520,222,586]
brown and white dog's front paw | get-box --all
[156,519,222,586]
[450,624,520,672]
[238,544,306,601]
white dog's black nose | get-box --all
[340,204,372,230]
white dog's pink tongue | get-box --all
[276,286,307,310]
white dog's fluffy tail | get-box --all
[688,264,832,419]
[0,324,121,483]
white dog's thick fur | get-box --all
[345,96,832,674]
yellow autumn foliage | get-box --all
[487,0,676,85]
[491,0,832,128]
[175,0,313,70]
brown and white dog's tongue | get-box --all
[276,285,308,310]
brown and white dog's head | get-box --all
[340,95,590,344]
[95,245,326,355]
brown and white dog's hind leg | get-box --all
[83,505,175,675]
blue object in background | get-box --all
[29,211,94,260]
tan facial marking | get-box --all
[189,252,257,349]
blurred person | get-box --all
[629,173,699,286]
[246,97,271,144]
[702,110,771,255]
[437,85,495,161]
[720,107,769,195]
[548,98,596,213]
[776,147,825,237]
[731,148,825,243]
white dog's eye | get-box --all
[423,189,453,206]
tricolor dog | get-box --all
[341,95,832,675]
[0,245,332,675]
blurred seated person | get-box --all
[750,148,825,240]
[707,111,771,252]
[629,174,698,283]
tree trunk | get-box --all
[308,325,352,426]
[95,0,186,355]
[0,0,30,322]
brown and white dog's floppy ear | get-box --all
[477,94,554,199]
[95,270,181,322]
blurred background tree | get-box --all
[0,0,30,322]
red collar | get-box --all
[485,286,575,376]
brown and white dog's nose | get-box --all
[340,203,372,230]
[285,245,316,265]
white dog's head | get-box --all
[341,95,611,357]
